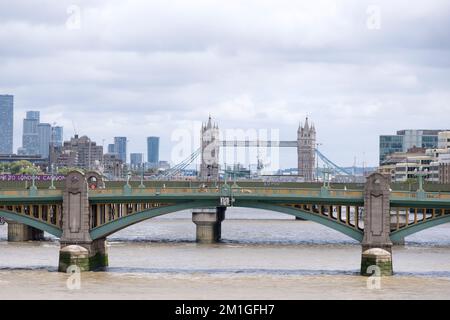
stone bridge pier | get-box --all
[192,207,226,243]
[58,170,108,272]
[361,173,393,276]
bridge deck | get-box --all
[1,187,450,203]
[220,140,297,147]
[2,184,450,242]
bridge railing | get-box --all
[88,186,365,198]
[89,187,221,195]
[235,188,321,196]
[2,186,450,201]
[391,191,450,200]
[0,189,62,197]
[241,188,364,198]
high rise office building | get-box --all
[21,111,64,158]
[379,130,448,164]
[22,111,40,155]
[0,95,13,154]
[26,111,40,121]
[114,137,127,163]
[147,136,160,166]
[130,153,143,169]
[107,144,115,154]
[51,126,63,147]
[37,123,52,158]
[55,135,103,169]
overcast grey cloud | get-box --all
[1,0,449,167]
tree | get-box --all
[9,161,41,175]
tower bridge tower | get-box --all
[199,116,220,181]
[297,117,316,182]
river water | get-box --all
[1,208,450,299]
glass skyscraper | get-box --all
[51,126,63,147]
[107,144,115,154]
[38,123,52,158]
[0,95,13,154]
[114,137,127,163]
[20,111,63,158]
[26,111,40,121]
[130,153,143,169]
[147,136,160,166]
[22,111,40,155]
[379,135,404,164]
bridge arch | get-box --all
[390,214,450,242]
[235,201,363,242]
[89,200,364,241]
[0,210,62,238]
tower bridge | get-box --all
[1,170,450,275]
[198,116,318,181]
[158,116,351,180]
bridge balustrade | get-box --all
[391,191,450,200]
[0,189,62,197]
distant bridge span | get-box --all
[220,140,297,147]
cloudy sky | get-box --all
[1,0,449,168]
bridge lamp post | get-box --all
[139,161,145,189]
[415,167,428,200]
[322,166,332,188]
[49,164,56,190]
[320,165,332,197]
[29,166,38,195]
[122,170,132,195]
[127,170,131,186]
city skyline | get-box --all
[4,103,450,168]
[1,1,450,167]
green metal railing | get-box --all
[1,186,450,202]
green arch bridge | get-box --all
[1,171,450,275]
